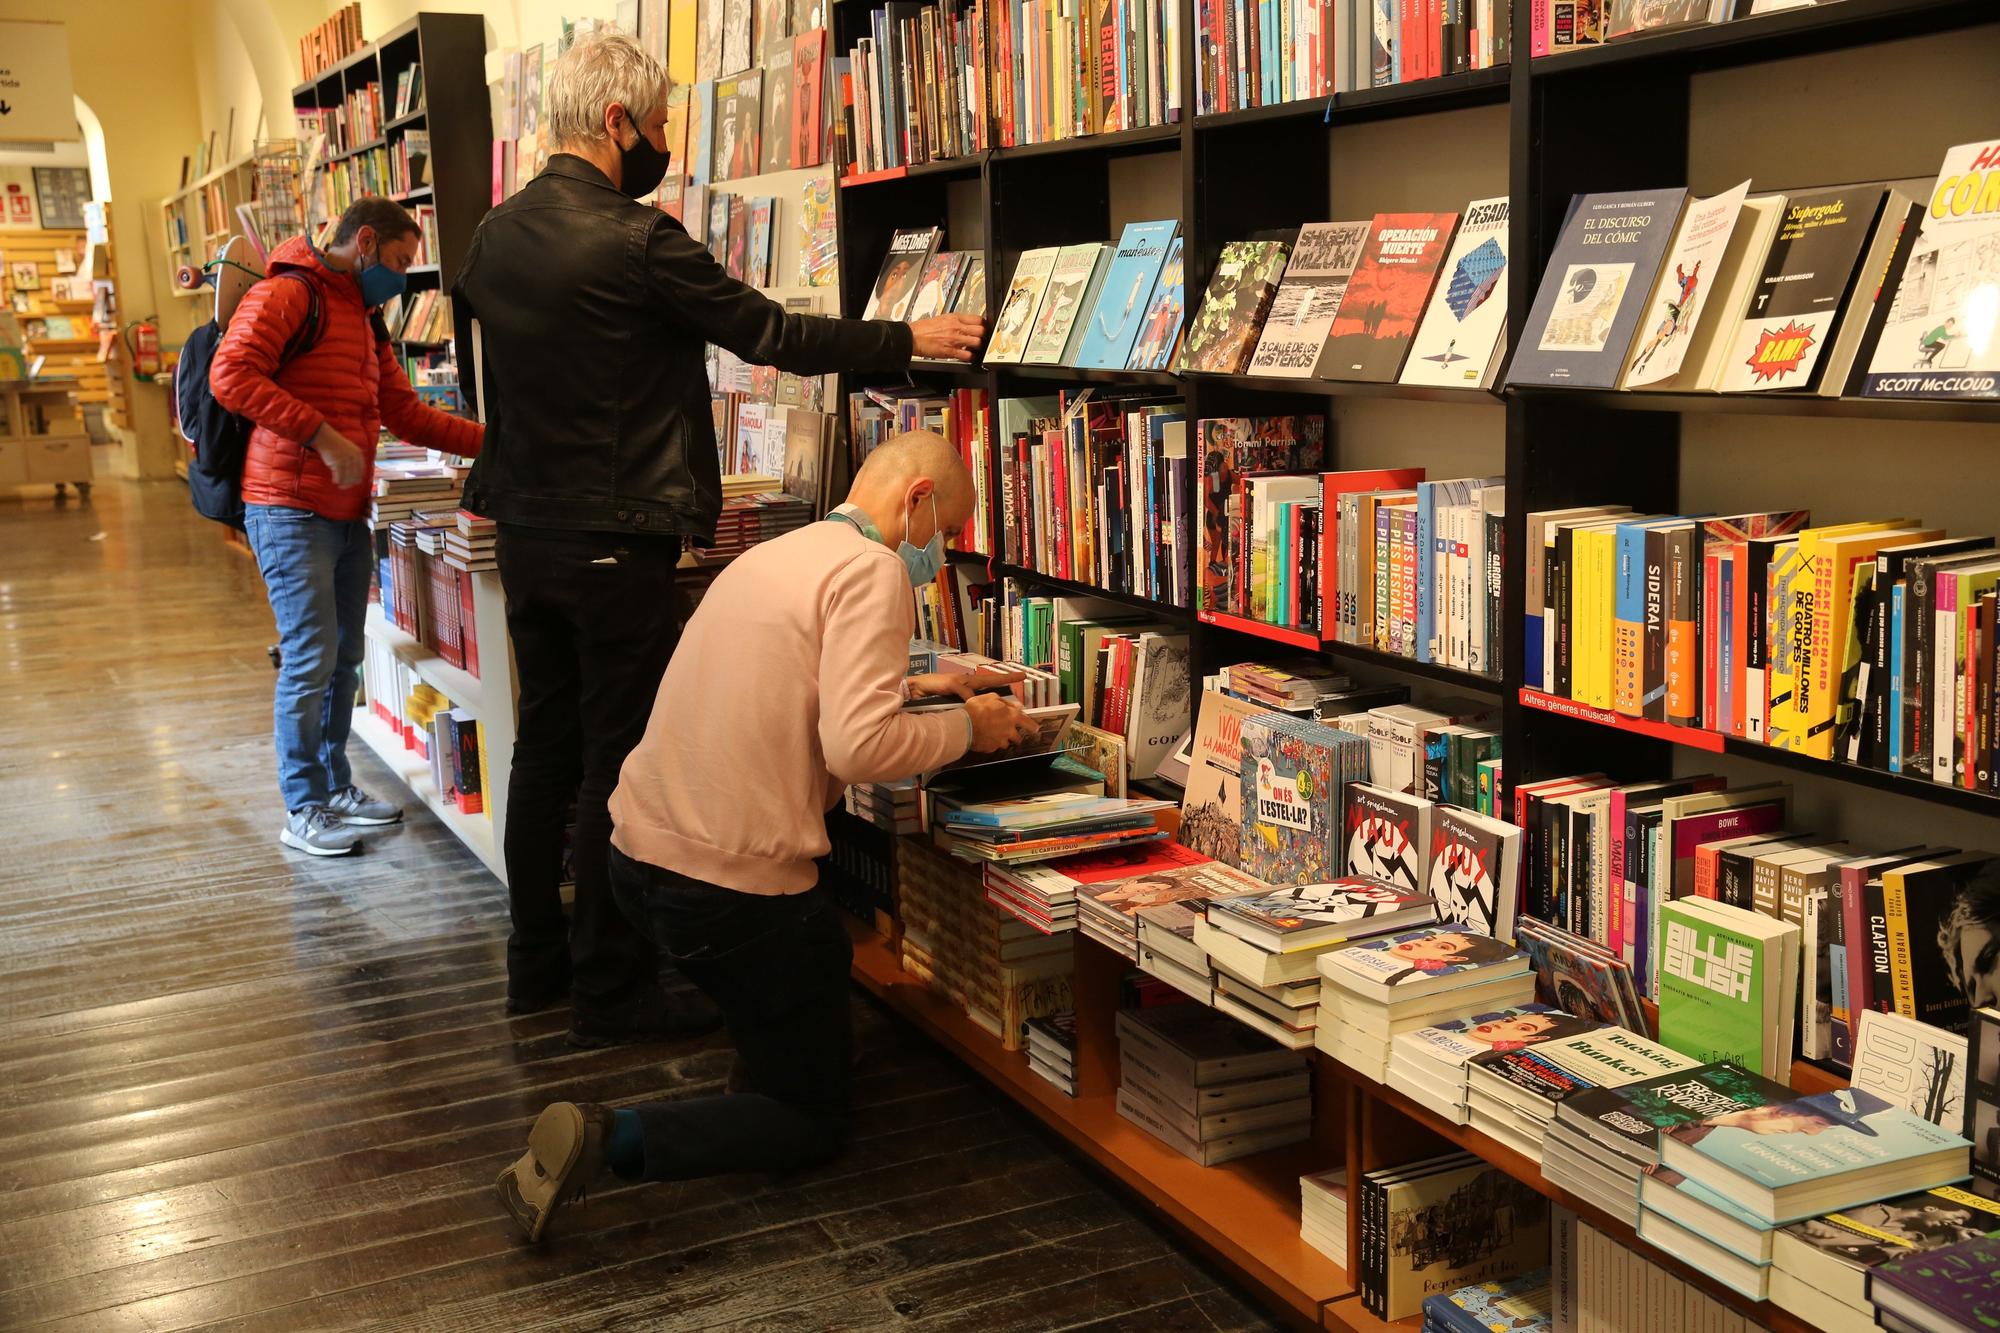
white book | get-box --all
[1401,196,1511,388]
[1622,180,1752,389]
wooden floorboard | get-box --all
[0,481,1282,1331]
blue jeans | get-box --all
[244,503,373,813]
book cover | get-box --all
[759,39,795,173]
[791,29,827,168]
[1719,186,1887,393]
[1853,1009,1969,1129]
[711,69,763,181]
[1319,924,1528,992]
[1427,1270,1553,1333]
[1510,188,1690,387]
[1236,713,1347,886]
[1780,1184,2000,1309]
[1558,1061,1795,1165]
[1023,243,1108,364]
[985,247,1059,363]
[1425,804,1522,940]
[1177,688,1261,864]
[1209,876,1435,943]
[903,250,971,323]
[1400,1005,1601,1065]
[1127,235,1187,371]
[1178,239,1291,374]
[1196,416,1326,614]
[951,253,987,318]
[1074,220,1179,368]
[1886,853,2000,1034]
[719,0,753,73]
[1344,780,1433,892]
[1665,1085,1970,1191]
[1656,897,1796,1078]
[1514,917,1647,1032]
[1247,220,1373,378]
[1400,197,1511,388]
[1967,1006,2000,1198]
[1317,211,1460,382]
[1864,139,2000,399]
[861,227,941,321]
[1383,1162,1550,1320]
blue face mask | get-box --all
[897,493,946,588]
[356,248,407,308]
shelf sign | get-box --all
[0,22,78,145]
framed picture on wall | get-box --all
[9,261,41,291]
[33,169,91,231]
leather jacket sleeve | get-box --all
[644,216,914,375]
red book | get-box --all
[1317,467,1426,641]
[1317,211,1461,382]
[458,566,480,680]
[792,30,827,169]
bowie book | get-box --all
[1864,139,2000,400]
[1073,219,1179,369]
[1510,188,1690,387]
[1236,712,1365,886]
[1425,804,1522,940]
[1344,781,1432,892]
[1205,876,1438,954]
[1246,220,1373,378]
[1178,239,1292,374]
[1556,1060,1796,1167]
[1401,197,1511,389]
[1316,211,1460,382]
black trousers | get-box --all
[496,525,684,1010]
[608,847,854,1178]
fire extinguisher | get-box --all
[125,318,162,379]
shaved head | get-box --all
[846,429,976,550]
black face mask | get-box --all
[617,125,672,200]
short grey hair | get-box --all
[546,32,671,146]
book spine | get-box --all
[1666,528,1698,726]
[1935,569,1959,784]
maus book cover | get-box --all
[1247,220,1373,379]
[1344,780,1433,891]
[1426,804,1522,941]
[1177,240,1291,375]
[1074,220,1179,369]
[1127,236,1186,371]
[1317,212,1460,382]
[1401,197,1511,388]
[1719,186,1887,393]
[1865,139,2000,399]
[1511,188,1690,387]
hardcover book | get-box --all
[1344,781,1433,892]
[759,38,795,173]
[1207,876,1437,953]
[1424,1270,1552,1333]
[1177,688,1261,864]
[1556,1061,1796,1166]
[985,247,1059,363]
[1718,186,1888,393]
[1864,138,2000,399]
[1399,1005,1600,1066]
[1967,1006,2000,1198]
[950,253,986,318]
[1318,924,1529,998]
[1380,1161,1551,1320]
[1127,235,1187,371]
[711,69,763,182]
[1317,211,1460,382]
[903,250,971,323]
[1881,852,2000,1035]
[1177,239,1291,374]
[1247,220,1373,378]
[1236,713,1357,887]
[1871,1234,2000,1330]
[1023,243,1109,364]
[1425,804,1522,940]
[1623,179,1753,389]
[1510,188,1690,387]
[1401,197,1511,388]
[1073,220,1179,369]
[861,227,942,321]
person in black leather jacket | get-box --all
[454,32,984,1048]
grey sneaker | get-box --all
[280,806,363,857]
[329,784,402,826]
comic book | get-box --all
[1177,240,1291,375]
[711,69,763,182]
[1127,236,1187,370]
[1194,416,1326,615]
[1235,712,1364,887]
[1510,188,1689,388]
[1401,198,1511,389]
[986,247,1060,363]
[1316,211,1460,382]
[1073,220,1178,369]
[1023,243,1109,364]
[1426,804,1522,940]
[1864,138,2000,399]
[1343,780,1433,892]
[1247,220,1372,378]
[860,226,941,321]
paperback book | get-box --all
[1863,138,2000,400]
[1246,220,1372,378]
[1510,188,1690,388]
[1316,211,1460,382]
[1073,219,1178,369]
[1178,240,1292,375]
[1400,196,1510,389]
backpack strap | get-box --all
[269,270,324,367]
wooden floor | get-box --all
[0,481,1280,1333]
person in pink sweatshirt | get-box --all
[496,430,1035,1242]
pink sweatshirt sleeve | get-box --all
[818,552,970,784]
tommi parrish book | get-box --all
[1865,138,2000,400]
[1400,197,1511,389]
[1555,1060,1796,1168]
[1510,188,1690,387]
[1247,220,1373,378]
[1425,804,1522,941]
[1316,211,1460,382]
[1073,220,1178,369]
[1660,1085,1974,1224]
[1178,239,1292,375]
[1344,781,1432,891]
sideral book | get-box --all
[1178,239,1292,375]
[1863,139,2000,400]
[1315,211,1460,382]
[1246,220,1373,379]
[1510,187,1690,388]
[1205,875,1438,954]
[1660,1084,1974,1224]
[1343,780,1433,892]
[1400,196,1511,389]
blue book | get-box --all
[1525,615,1545,693]
[1422,1270,1553,1333]
[1415,481,1437,663]
[690,81,716,187]
[1073,220,1178,368]
[1126,238,1186,370]
[1613,518,1655,715]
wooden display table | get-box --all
[0,377,94,496]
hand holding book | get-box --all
[908,314,987,363]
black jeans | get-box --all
[497,525,684,1010]
[608,847,855,1179]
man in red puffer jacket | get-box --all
[212,197,484,857]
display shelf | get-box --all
[997,122,1181,162]
[908,152,987,179]
[840,164,909,189]
[1194,66,1512,132]
[351,709,503,879]
[1519,687,2000,816]
[990,561,1193,620]
[1180,371,1502,404]
[846,921,1350,1329]
[365,603,484,709]
[1196,609,1323,651]
[901,358,991,380]
[1529,0,1995,78]
[325,135,388,163]
[1506,385,2000,425]
[995,364,1182,389]
[393,185,434,204]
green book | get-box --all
[1655,897,1801,1080]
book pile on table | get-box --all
[1299,1167,1348,1265]
[985,840,1210,939]
[1355,1152,1550,1320]
[1466,1025,1696,1163]
[1131,861,1271,1003]
[1315,924,1536,1082]
[1769,1185,2000,1333]
[1194,877,1438,1052]
[845,779,919,834]
[704,490,814,560]
[1868,1233,2000,1333]
[368,460,464,526]
[1389,1005,1586,1127]
[1114,1003,1312,1166]
[441,511,496,572]
[1636,1085,1972,1303]
[1071,843,1219,958]
[1024,1012,1077,1097]
[931,791,1172,865]
[1219,659,1354,712]
[1422,1269,1551,1333]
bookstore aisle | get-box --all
[0,481,1279,1331]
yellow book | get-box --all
[476,720,492,820]
[1795,525,1939,758]
[1585,524,1621,710]
[666,0,697,85]
[1766,521,1901,752]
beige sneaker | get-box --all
[496,1101,613,1243]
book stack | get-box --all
[1299,1167,1348,1265]
[1422,1270,1551,1333]
[1466,1025,1697,1163]
[440,511,494,573]
[845,778,920,835]
[1219,660,1354,712]
[1197,877,1438,1051]
[1559,1209,1762,1333]
[1513,918,1648,1031]
[1024,1012,1078,1096]
[932,791,1173,866]
[1770,1185,2000,1333]
[1389,1005,1596,1127]
[702,492,816,563]
[1130,860,1269,1001]
[1354,1152,1549,1320]
[1073,844,1223,959]
[1638,1086,1974,1303]
[367,459,464,526]
[1113,1003,1313,1165]
[1314,924,1536,1081]
[982,838,1184,935]
[1868,1233,2000,1333]
[1235,711,1370,887]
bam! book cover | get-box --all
[1510,188,1690,387]
[1177,240,1292,375]
[1235,713,1345,886]
[1401,197,1511,388]
[1177,688,1262,864]
[1023,243,1108,364]
[1074,220,1179,369]
[1556,1061,1796,1165]
[1865,139,2000,399]
[1344,780,1433,891]
[1426,804,1522,941]
[861,227,941,321]
[985,247,1059,363]
[1127,236,1187,371]
[1718,186,1888,393]
[1247,220,1373,378]
[1316,212,1460,382]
